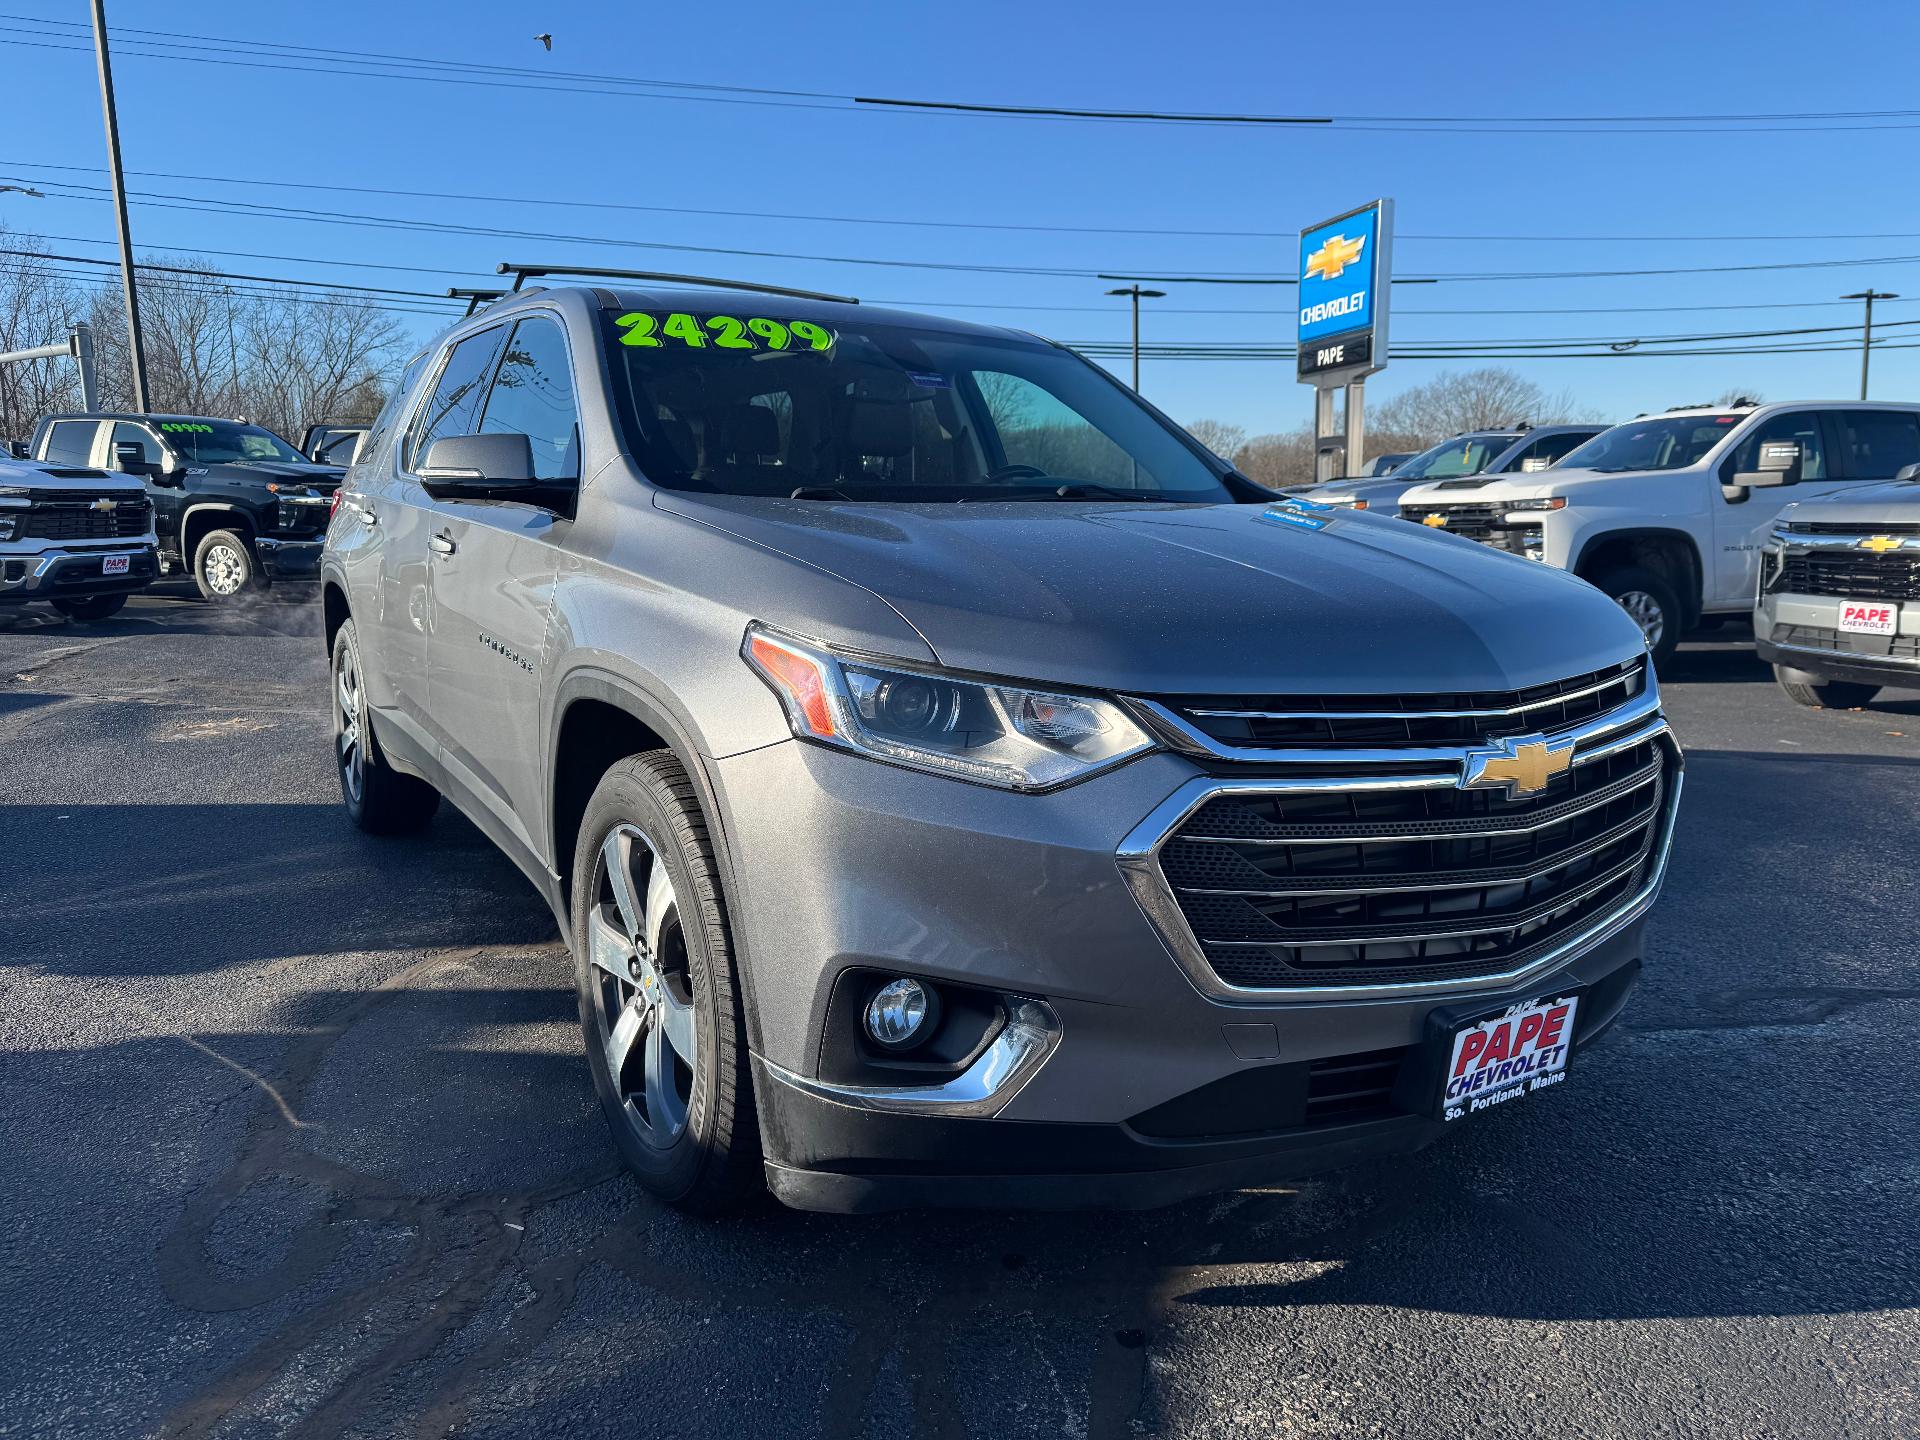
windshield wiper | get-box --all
[789,486,854,500]
[1049,483,1159,501]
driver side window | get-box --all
[1727,412,1826,482]
[974,371,1139,488]
[108,422,163,472]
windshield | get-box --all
[1556,414,1742,473]
[1390,433,1520,481]
[601,310,1233,502]
[158,420,306,465]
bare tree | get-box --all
[1714,387,1765,406]
[1232,427,1316,491]
[0,234,89,441]
[1372,367,1600,446]
[1184,418,1247,461]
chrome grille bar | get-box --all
[1186,667,1639,722]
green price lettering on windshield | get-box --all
[614,312,833,353]
[160,422,213,433]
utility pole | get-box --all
[1841,290,1897,401]
[1105,285,1166,392]
[89,0,150,412]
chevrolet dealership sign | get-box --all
[1297,199,1392,383]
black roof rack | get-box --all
[447,286,508,317]
[495,262,858,306]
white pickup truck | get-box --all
[0,454,158,621]
[1396,401,1920,665]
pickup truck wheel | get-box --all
[571,753,761,1213]
[330,619,440,833]
[50,595,128,622]
[1773,666,1879,710]
[1594,566,1681,667]
[194,529,263,600]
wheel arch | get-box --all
[1570,527,1704,628]
[180,504,258,570]
[548,668,768,1054]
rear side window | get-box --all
[406,326,507,472]
[1835,410,1920,479]
[477,316,581,482]
[40,419,98,465]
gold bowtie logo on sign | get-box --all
[1461,734,1577,799]
[1305,232,1366,282]
[1858,535,1904,554]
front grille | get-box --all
[1151,659,1644,750]
[1133,678,1678,992]
[1790,520,1920,536]
[1399,500,1506,542]
[19,494,151,541]
[1776,550,1920,603]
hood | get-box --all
[1781,479,1920,528]
[215,459,345,490]
[658,492,1645,695]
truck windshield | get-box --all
[160,420,306,465]
[1390,434,1520,480]
[1557,415,1741,473]
[601,311,1233,502]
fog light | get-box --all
[864,977,937,1051]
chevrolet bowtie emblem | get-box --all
[1305,232,1366,282]
[1858,534,1904,554]
[1423,513,1448,527]
[1461,734,1576,799]
[91,498,118,512]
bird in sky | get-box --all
[534,32,552,50]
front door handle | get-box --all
[428,531,457,557]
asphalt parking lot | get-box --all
[2,591,1916,1440]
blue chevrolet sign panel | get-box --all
[1298,205,1381,343]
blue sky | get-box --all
[6,0,1920,434]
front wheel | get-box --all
[1773,666,1879,710]
[1594,565,1682,668]
[194,529,263,601]
[51,594,128,622]
[330,619,440,833]
[571,752,761,1213]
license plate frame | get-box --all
[1399,991,1583,1122]
[101,554,130,576]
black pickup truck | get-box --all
[30,412,344,600]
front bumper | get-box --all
[1755,590,1920,691]
[0,544,157,603]
[711,729,1670,1213]
[256,535,324,581]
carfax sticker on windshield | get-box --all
[614,312,835,353]
[907,372,950,389]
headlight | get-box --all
[0,515,15,541]
[1503,497,1566,515]
[742,624,1155,791]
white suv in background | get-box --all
[1396,402,1920,664]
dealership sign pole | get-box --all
[1298,199,1392,485]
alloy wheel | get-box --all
[333,642,365,805]
[204,543,245,595]
[586,824,698,1148]
[1615,590,1666,651]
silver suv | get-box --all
[321,267,1684,1214]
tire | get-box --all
[570,752,761,1213]
[1773,665,1880,710]
[193,528,263,601]
[50,594,128,622]
[330,619,440,834]
[1594,565,1682,668]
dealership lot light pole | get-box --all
[89,0,150,413]
[1105,285,1165,391]
[1841,290,1896,401]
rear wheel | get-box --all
[1773,666,1879,710]
[1594,565,1682,667]
[571,752,761,1213]
[50,595,127,622]
[194,529,262,600]
[330,619,440,833]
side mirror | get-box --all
[418,433,568,514]
[1519,456,1551,474]
[1733,440,1803,489]
[1896,462,1920,482]
[113,439,161,477]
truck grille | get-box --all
[1399,500,1506,542]
[19,494,151,541]
[1776,550,1920,603]
[1122,678,1679,993]
[1149,659,1643,750]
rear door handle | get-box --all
[428,531,456,556]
